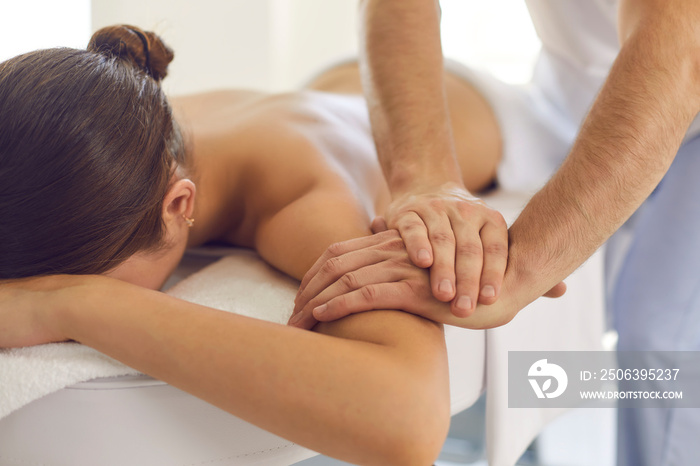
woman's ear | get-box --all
[162,178,196,227]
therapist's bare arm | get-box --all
[506,0,700,304]
[359,0,509,316]
[294,0,700,329]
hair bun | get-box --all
[88,25,174,81]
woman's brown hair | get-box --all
[0,25,186,278]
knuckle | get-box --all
[456,201,475,217]
[359,285,378,304]
[388,255,410,268]
[377,228,402,242]
[483,241,508,259]
[387,237,406,250]
[399,219,425,234]
[315,253,331,268]
[321,256,344,275]
[455,276,479,293]
[428,199,444,210]
[487,209,507,226]
[430,230,455,245]
[403,276,429,298]
[378,237,405,252]
[340,272,360,290]
[456,241,483,257]
[326,242,344,257]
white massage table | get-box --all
[0,190,605,466]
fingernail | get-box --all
[481,285,496,298]
[289,312,304,325]
[438,279,454,295]
[456,296,472,312]
[313,304,328,316]
[417,249,431,263]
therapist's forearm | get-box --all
[446,20,700,327]
[359,0,462,194]
[294,1,700,330]
[498,20,700,309]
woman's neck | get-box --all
[171,90,273,249]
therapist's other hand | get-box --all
[289,230,451,329]
[382,182,508,316]
[288,229,567,330]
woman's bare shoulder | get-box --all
[170,90,270,131]
[171,89,266,107]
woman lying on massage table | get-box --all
[0,25,535,465]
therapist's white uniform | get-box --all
[451,1,700,465]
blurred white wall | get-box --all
[1,1,539,94]
[0,0,91,63]
[91,0,359,95]
[441,0,540,84]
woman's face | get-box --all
[103,177,195,290]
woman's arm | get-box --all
[0,189,450,466]
[1,275,448,466]
[253,184,452,453]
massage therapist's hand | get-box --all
[0,275,107,348]
[289,230,456,330]
[379,181,509,317]
[289,229,566,330]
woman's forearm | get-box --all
[51,276,448,465]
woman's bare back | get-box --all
[168,61,501,252]
[170,88,390,251]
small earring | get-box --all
[183,215,195,228]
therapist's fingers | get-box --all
[296,230,399,299]
[450,220,483,318]
[477,218,508,305]
[295,261,410,320]
[312,281,417,323]
[425,212,457,302]
[293,239,402,315]
[392,211,433,268]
